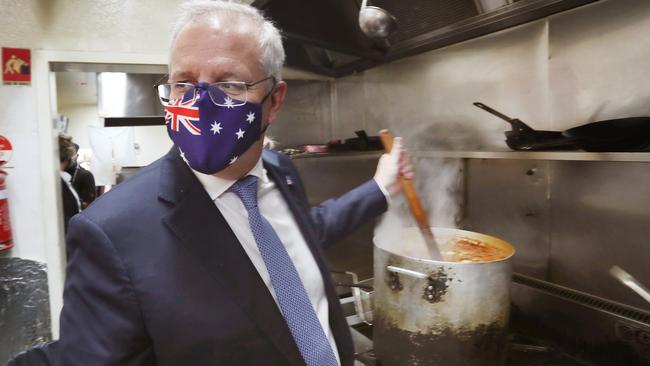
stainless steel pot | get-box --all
[373,227,515,366]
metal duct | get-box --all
[97,73,165,119]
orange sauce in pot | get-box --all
[444,237,509,263]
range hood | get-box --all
[97,72,166,127]
[253,0,597,77]
[51,63,167,127]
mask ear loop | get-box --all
[260,79,277,104]
[258,79,277,136]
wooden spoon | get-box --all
[379,129,442,261]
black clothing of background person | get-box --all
[65,161,96,208]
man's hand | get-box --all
[373,137,415,197]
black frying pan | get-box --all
[563,117,650,152]
[474,102,650,152]
[473,102,578,150]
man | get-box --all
[58,1,413,365]
[58,134,80,233]
[65,143,96,209]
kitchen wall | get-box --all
[330,0,650,310]
[282,0,650,310]
[276,0,650,149]
[58,103,101,147]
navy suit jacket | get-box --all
[58,148,387,366]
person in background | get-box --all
[65,143,96,209]
[57,1,413,365]
[58,134,80,233]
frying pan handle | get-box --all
[473,102,535,133]
[473,102,514,122]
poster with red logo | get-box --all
[2,47,31,85]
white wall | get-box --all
[0,87,45,261]
[132,126,173,166]
[59,103,102,148]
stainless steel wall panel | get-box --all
[269,80,333,148]
[548,0,650,130]
[335,19,550,151]
[549,161,650,311]
[462,159,552,279]
[332,76,369,139]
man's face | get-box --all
[168,19,287,178]
[169,20,280,125]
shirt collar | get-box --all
[191,158,268,201]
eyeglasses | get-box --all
[155,76,276,107]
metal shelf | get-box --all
[287,150,650,162]
[288,151,383,160]
[412,151,650,162]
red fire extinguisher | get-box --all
[0,170,12,251]
[0,135,13,251]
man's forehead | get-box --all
[169,20,262,79]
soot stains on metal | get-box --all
[374,313,508,366]
[387,270,403,291]
[423,267,451,303]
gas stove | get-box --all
[342,273,650,366]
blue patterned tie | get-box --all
[229,175,339,366]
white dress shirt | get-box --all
[60,170,81,211]
[192,158,342,365]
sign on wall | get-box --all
[2,47,31,85]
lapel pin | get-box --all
[285,176,294,186]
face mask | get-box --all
[67,159,77,170]
[165,83,263,175]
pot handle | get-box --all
[386,265,428,279]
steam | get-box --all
[374,154,464,258]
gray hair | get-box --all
[170,0,285,80]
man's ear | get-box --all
[266,81,287,125]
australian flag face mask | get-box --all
[165,83,263,175]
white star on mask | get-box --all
[236,129,245,139]
[246,112,255,124]
[210,121,222,135]
[229,156,238,165]
[223,96,235,109]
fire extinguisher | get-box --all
[0,170,12,251]
[0,135,13,251]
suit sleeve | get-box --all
[58,214,153,366]
[309,179,388,247]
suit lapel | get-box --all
[159,149,305,366]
